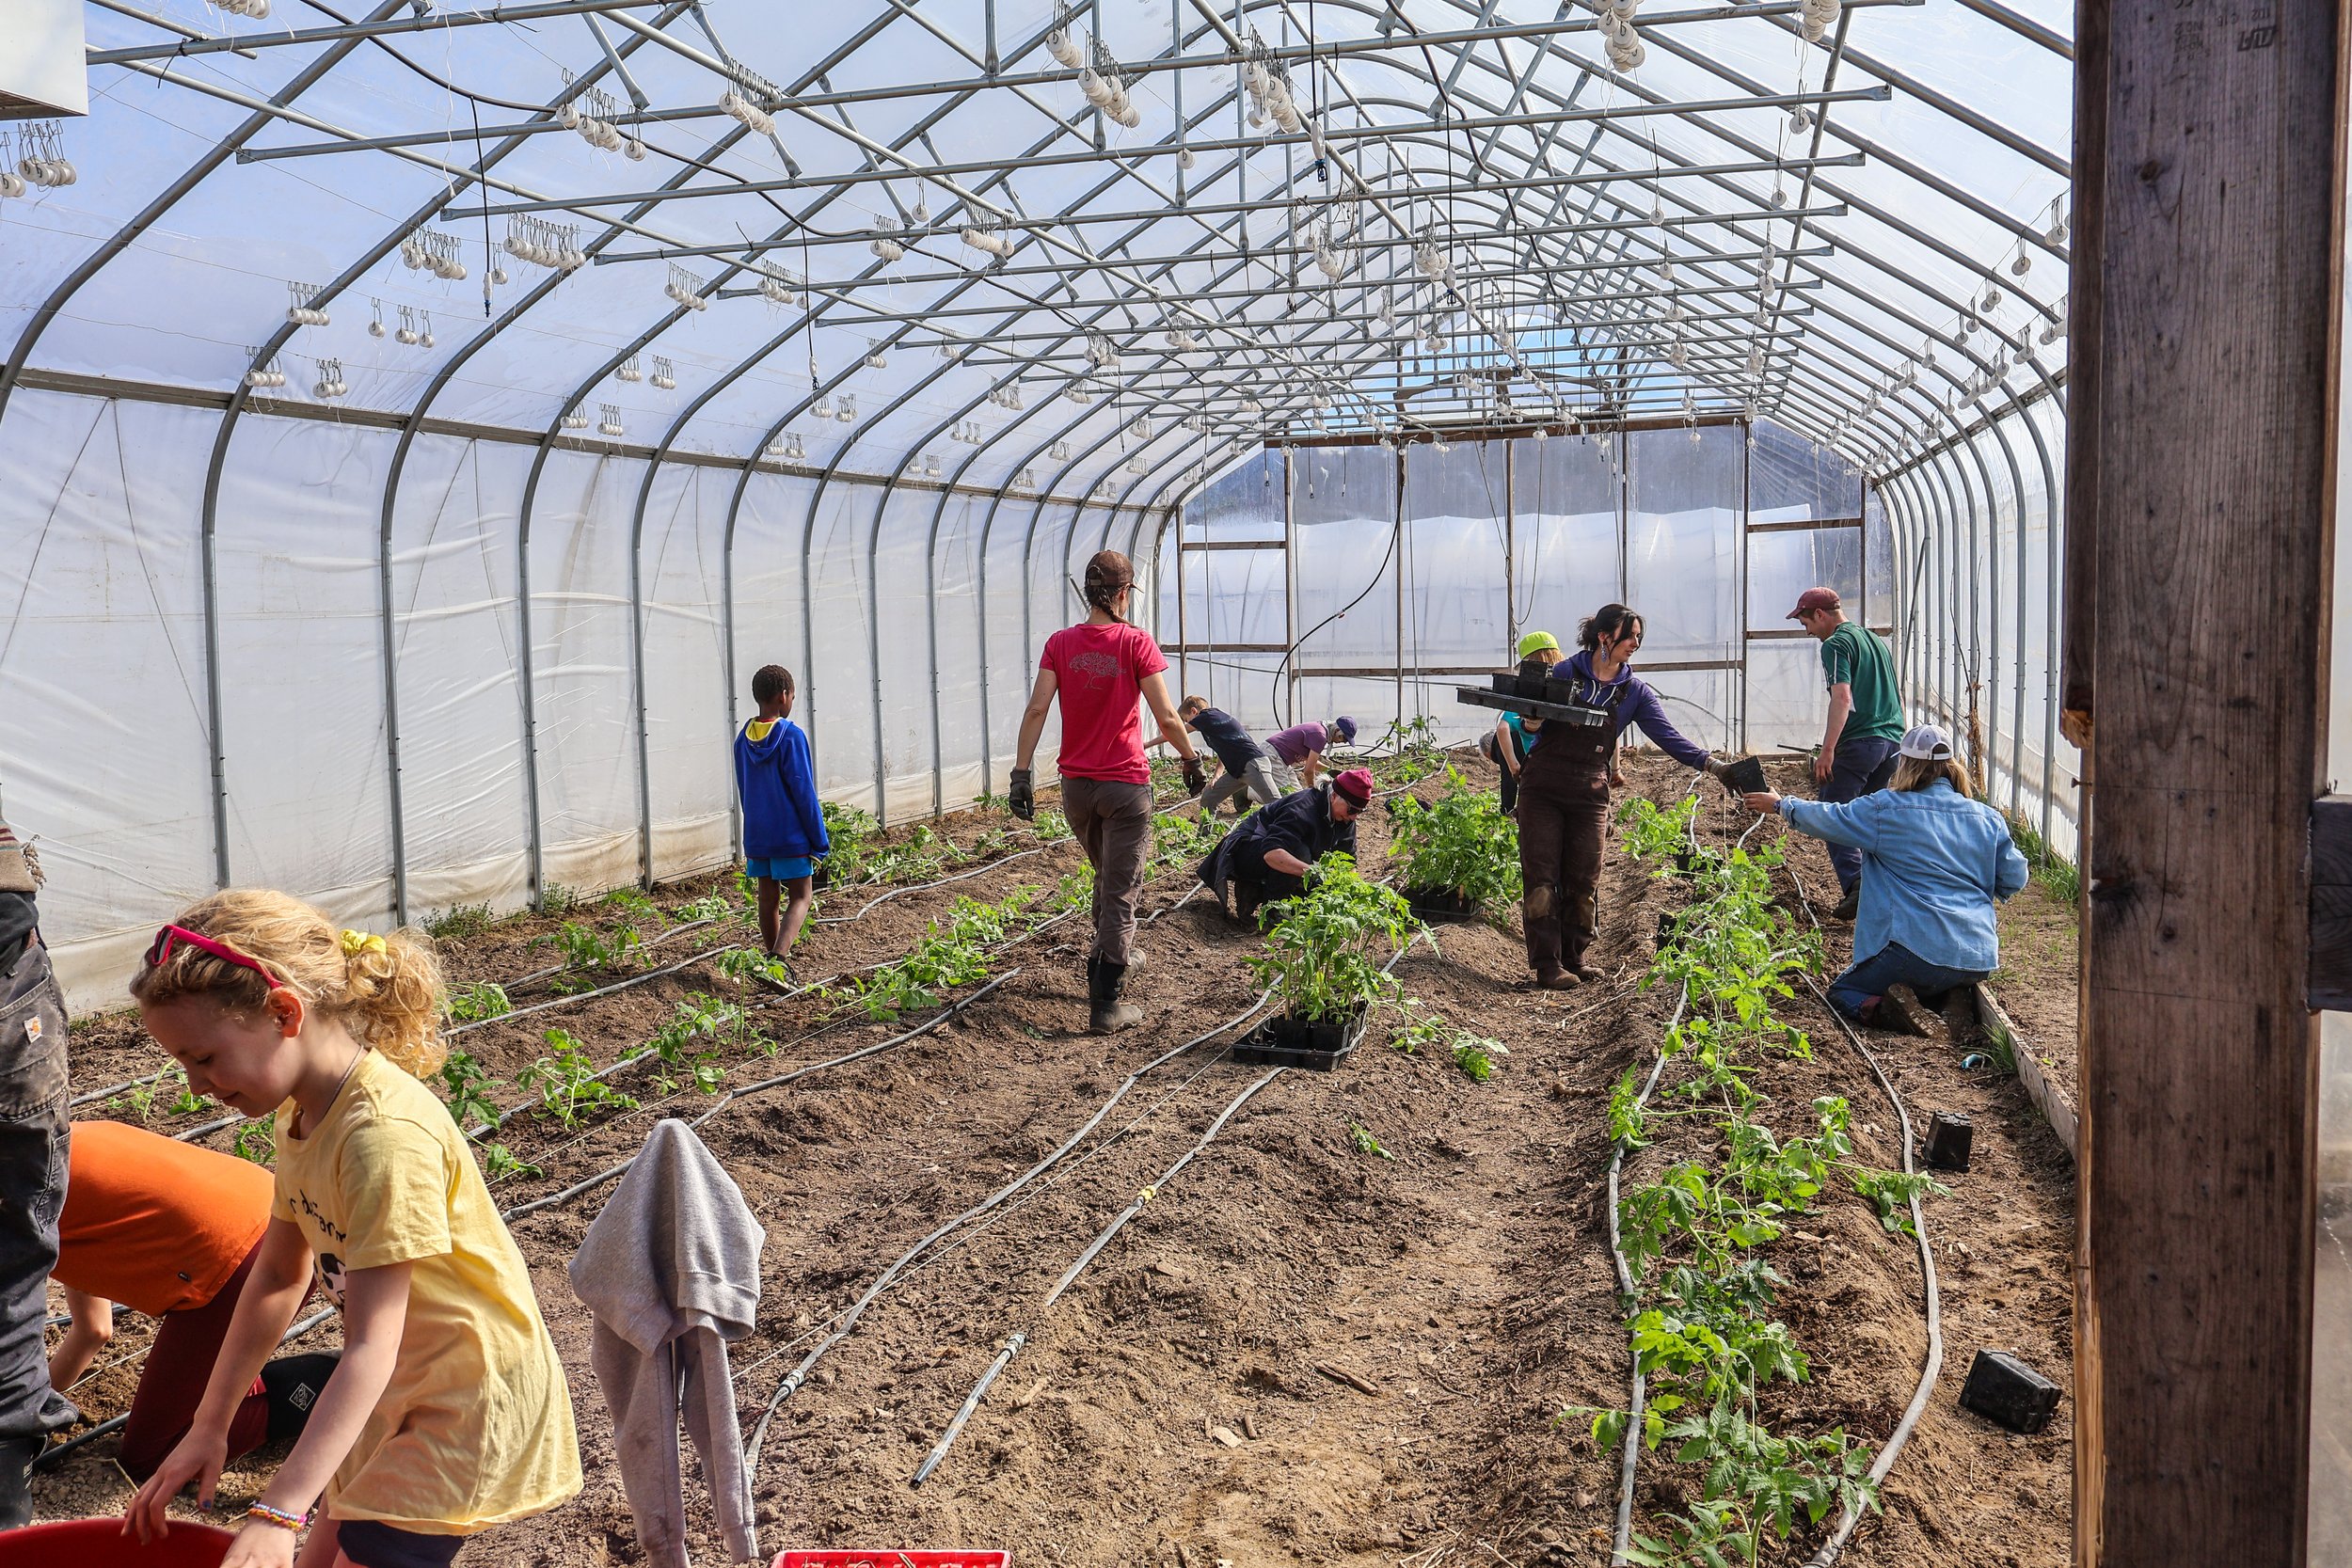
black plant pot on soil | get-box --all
[1234,1006,1366,1071]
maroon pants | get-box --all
[118,1239,278,1482]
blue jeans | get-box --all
[1826,941,1989,1023]
[1819,736,1899,893]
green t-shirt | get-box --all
[1820,622,1903,744]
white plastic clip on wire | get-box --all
[759,269,804,307]
[870,214,905,263]
[213,0,272,17]
[718,87,776,135]
[311,359,347,400]
[243,351,286,390]
[616,355,644,383]
[663,263,709,310]
[597,404,625,438]
[284,282,330,327]
[651,356,676,390]
[1801,0,1841,42]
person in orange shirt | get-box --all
[50,1119,338,1481]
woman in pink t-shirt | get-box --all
[1010,551,1206,1034]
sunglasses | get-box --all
[145,925,286,991]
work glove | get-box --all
[1703,754,1738,792]
[1181,756,1208,798]
[1009,768,1035,821]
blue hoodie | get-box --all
[734,717,829,862]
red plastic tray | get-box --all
[773,1555,1009,1568]
[0,1518,235,1567]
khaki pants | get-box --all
[1059,775,1153,964]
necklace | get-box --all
[294,1048,365,1140]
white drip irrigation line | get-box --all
[498,971,1020,1223]
[743,985,1279,1470]
[1604,797,1944,1565]
[907,930,1426,1487]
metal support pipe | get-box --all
[87,0,671,62]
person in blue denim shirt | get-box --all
[1742,724,2028,1033]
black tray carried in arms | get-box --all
[1454,684,1610,726]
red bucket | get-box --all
[773,1555,1009,1568]
[0,1519,235,1566]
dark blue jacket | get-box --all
[1198,782,1358,885]
[734,718,830,861]
[1532,651,1710,768]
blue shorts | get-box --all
[746,855,817,882]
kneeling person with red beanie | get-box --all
[1197,768,1375,921]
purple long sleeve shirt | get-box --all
[1531,651,1710,769]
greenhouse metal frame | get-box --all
[4,0,2348,1560]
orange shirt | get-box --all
[57,1120,274,1317]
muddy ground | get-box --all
[36,751,2076,1567]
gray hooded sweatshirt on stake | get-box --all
[568,1118,766,1567]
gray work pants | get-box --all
[1198,756,1296,817]
[0,944,73,1445]
[1059,775,1153,965]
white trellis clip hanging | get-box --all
[285,281,330,327]
[616,354,644,383]
[597,404,626,437]
[664,263,710,310]
[243,350,287,390]
[13,120,75,188]
[311,358,348,400]
[650,356,676,390]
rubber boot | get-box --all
[1868,985,1931,1037]
[1089,958,1142,1035]
[260,1351,342,1444]
[0,1434,40,1530]
[1532,966,1581,991]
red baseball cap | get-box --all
[1787,586,1841,620]
[1331,768,1375,807]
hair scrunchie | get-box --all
[341,928,388,958]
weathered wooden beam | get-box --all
[2308,796,2352,1010]
[2070,0,2339,1560]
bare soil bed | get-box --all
[34,751,2077,1567]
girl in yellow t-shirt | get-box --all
[123,891,580,1568]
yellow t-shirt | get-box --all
[745,718,776,742]
[272,1049,581,1535]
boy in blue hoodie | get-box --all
[734,665,829,965]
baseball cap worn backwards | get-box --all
[1898,724,1953,761]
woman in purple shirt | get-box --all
[1518,604,1736,989]
[1263,715,1357,788]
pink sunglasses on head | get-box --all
[144,925,286,991]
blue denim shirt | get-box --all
[1778,780,2029,971]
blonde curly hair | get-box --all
[129,890,447,1079]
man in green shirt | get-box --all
[1789,586,1905,919]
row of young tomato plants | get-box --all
[1569,796,1944,1568]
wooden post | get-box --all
[2070,1,2342,1562]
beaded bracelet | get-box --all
[246,1502,309,1533]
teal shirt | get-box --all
[1820,622,1903,744]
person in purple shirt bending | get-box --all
[1518,604,1738,989]
[1263,715,1357,789]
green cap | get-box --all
[1517,630,1560,659]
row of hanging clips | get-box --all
[1046,9,1144,129]
[0,124,76,198]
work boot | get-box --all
[1232,879,1263,925]
[1831,885,1860,922]
[0,1434,40,1529]
[260,1351,342,1444]
[1089,959,1143,1035]
[1533,966,1581,991]
[1868,984,1931,1037]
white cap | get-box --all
[1898,723,1954,761]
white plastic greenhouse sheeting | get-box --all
[0,385,1153,1012]
[1156,419,2074,853]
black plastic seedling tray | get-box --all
[1233,1009,1366,1071]
[1454,687,1599,725]
[1404,885,1481,923]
